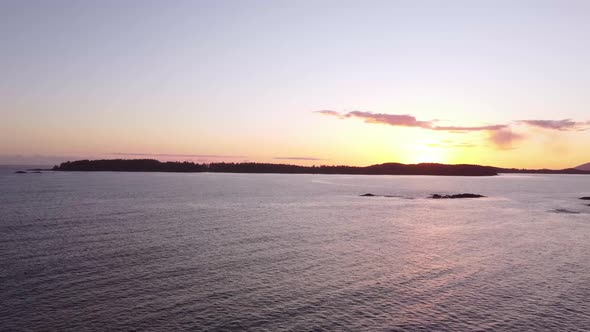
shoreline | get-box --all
[14,158,588,176]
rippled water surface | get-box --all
[2,169,590,331]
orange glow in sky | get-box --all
[1,2,590,168]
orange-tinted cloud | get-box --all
[112,152,247,158]
[488,129,525,150]
[427,141,479,148]
[519,119,590,131]
[315,110,343,117]
[316,110,432,128]
[432,124,507,131]
[316,110,507,131]
[274,156,325,161]
[345,111,433,129]
[316,110,527,150]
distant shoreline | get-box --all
[46,159,590,176]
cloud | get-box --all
[274,157,326,161]
[316,110,506,132]
[111,152,247,158]
[315,110,343,117]
[345,111,434,128]
[316,110,589,151]
[427,142,479,148]
[0,154,86,165]
[488,129,525,150]
[316,110,532,150]
[432,124,507,132]
[518,119,590,131]
[316,110,431,128]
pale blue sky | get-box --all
[2,0,590,166]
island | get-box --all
[53,159,501,176]
[51,159,590,176]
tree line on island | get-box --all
[51,159,590,176]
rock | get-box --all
[579,197,590,200]
[15,171,27,174]
[360,193,376,197]
[453,193,486,199]
[31,171,42,173]
[550,209,580,214]
[429,193,485,199]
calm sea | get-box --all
[1,168,590,331]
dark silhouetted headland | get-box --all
[52,159,590,176]
[53,159,500,176]
[496,167,590,175]
[54,159,208,173]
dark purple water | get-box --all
[2,170,590,331]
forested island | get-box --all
[53,159,502,176]
[51,159,590,176]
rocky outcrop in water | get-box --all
[550,209,580,214]
[361,192,486,199]
[429,193,485,199]
[579,197,590,200]
[15,171,27,174]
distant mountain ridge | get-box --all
[576,162,590,171]
[51,159,590,176]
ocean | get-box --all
[1,168,590,331]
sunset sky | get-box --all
[2,0,590,168]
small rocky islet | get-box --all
[429,193,486,199]
[360,193,486,199]
[549,196,590,214]
[551,209,581,214]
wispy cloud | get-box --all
[0,154,88,165]
[316,110,506,132]
[274,156,326,161]
[342,111,433,129]
[432,124,507,132]
[316,110,530,150]
[315,110,343,117]
[518,119,590,131]
[111,153,247,158]
[316,110,590,151]
[427,141,479,148]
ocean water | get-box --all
[1,169,590,331]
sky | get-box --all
[2,0,590,168]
